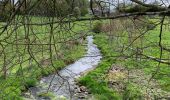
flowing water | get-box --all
[27,36,102,100]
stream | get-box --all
[26,36,102,100]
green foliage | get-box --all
[123,83,142,100]
[53,60,66,70]
[41,70,50,77]
[79,0,89,16]
[38,92,55,100]
[0,77,22,100]
[21,0,89,17]
[73,7,81,18]
[92,21,103,33]
[121,5,148,13]
[118,4,165,13]
[25,77,37,88]
[80,6,88,16]
[0,1,13,21]
[2,86,22,100]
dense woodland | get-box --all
[0,0,170,100]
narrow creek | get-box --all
[26,36,102,100]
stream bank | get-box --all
[24,36,102,100]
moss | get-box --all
[120,5,165,13]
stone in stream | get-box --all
[73,92,87,99]
[78,95,86,99]
[79,93,89,99]
[77,88,82,93]
[23,92,32,98]
[84,92,89,94]
[74,86,78,89]
[80,86,86,92]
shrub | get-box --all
[41,70,49,77]
[0,2,13,22]
[80,7,88,16]
[73,7,81,18]
[92,21,103,33]
[25,77,37,88]
[146,21,156,30]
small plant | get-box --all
[25,77,37,88]
[38,92,55,99]
[41,70,49,77]
[146,21,156,30]
[123,83,142,100]
[73,7,81,18]
[80,6,88,16]
[92,21,103,33]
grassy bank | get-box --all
[0,16,90,99]
[0,43,86,100]
[79,19,170,99]
[79,34,121,100]
[79,33,142,100]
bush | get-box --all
[41,70,49,77]
[73,7,81,18]
[0,2,12,22]
[92,21,103,33]
[146,21,156,30]
[80,7,88,16]
[25,77,37,88]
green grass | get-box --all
[79,18,170,99]
[79,34,121,100]
[0,43,86,100]
[79,59,121,100]
[1,15,170,99]
[79,33,145,100]
[0,15,89,99]
[38,92,56,100]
